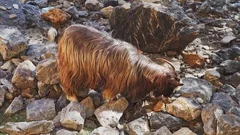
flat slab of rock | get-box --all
[166,97,202,121]
[55,129,78,135]
[26,98,56,121]
[173,127,197,135]
[0,25,28,60]
[149,112,187,131]
[90,127,119,135]
[36,58,59,85]
[126,117,150,135]
[109,2,198,53]
[201,104,223,135]
[175,77,215,103]
[94,97,129,127]
[217,114,240,135]
[0,120,54,135]
[211,92,238,112]
[12,60,37,90]
[4,96,24,116]
[60,101,86,131]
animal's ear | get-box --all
[169,78,183,87]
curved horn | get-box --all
[156,57,175,70]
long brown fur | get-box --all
[58,24,181,102]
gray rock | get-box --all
[225,72,240,87]
[94,97,128,127]
[0,25,28,60]
[201,104,223,135]
[1,60,15,71]
[220,84,236,96]
[36,58,59,85]
[34,0,48,8]
[0,78,16,93]
[204,68,221,82]
[26,98,56,121]
[149,112,188,131]
[217,114,240,135]
[126,117,150,135]
[85,0,101,11]
[220,35,237,44]
[211,92,238,112]
[154,126,172,135]
[109,2,198,53]
[12,60,37,90]
[22,3,50,28]
[220,60,240,74]
[175,77,215,103]
[228,107,240,117]
[0,1,26,28]
[4,96,24,116]
[90,127,119,135]
[0,120,54,135]
[236,85,240,104]
[0,69,8,79]
[214,46,240,63]
[166,97,202,121]
[55,129,78,135]
[173,127,197,135]
[56,94,69,112]
[60,101,86,131]
[0,86,6,107]
[26,43,57,60]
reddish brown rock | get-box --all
[183,53,205,68]
[41,8,71,25]
[109,2,198,53]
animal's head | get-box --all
[150,58,182,98]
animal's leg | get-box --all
[60,83,79,102]
[102,88,117,102]
[66,94,79,102]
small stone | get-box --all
[56,94,69,112]
[26,98,56,121]
[100,6,114,18]
[38,82,62,99]
[0,6,7,10]
[176,77,215,103]
[0,86,6,107]
[9,14,17,19]
[94,97,128,127]
[48,27,57,42]
[85,0,101,11]
[126,117,150,135]
[12,60,37,90]
[0,25,28,60]
[201,104,223,135]
[221,35,237,44]
[36,58,59,85]
[80,96,95,118]
[149,112,188,131]
[220,60,240,74]
[11,58,22,66]
[41,8,71,25]
[217,114,240,135]
[154,126,172,135]
[153,101,165,112]
[183,53,205,68]
[5,91,13,100]
[173,127,197,135]
[21,88,36,99]
[204,68,221,82]
[0,69,7,79]
[4,96,24,116]
[90,127,119,135]
[13,4,19,9]
[0,120,54,135]
[55,129,78,135]
[1,60,14,71]
[60,101,86,131]
[220,84,236,96]
[166,97,202,121]
[34,0,48,8]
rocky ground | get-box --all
[0,0,240,135]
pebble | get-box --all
[13,4,19,9]
[9,14,17,19]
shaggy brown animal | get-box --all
[58,24,182,102]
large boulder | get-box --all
[109,2,198,53]
[0,25,28,60]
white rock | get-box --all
[126,117,150,135]
[90,127,119,135]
